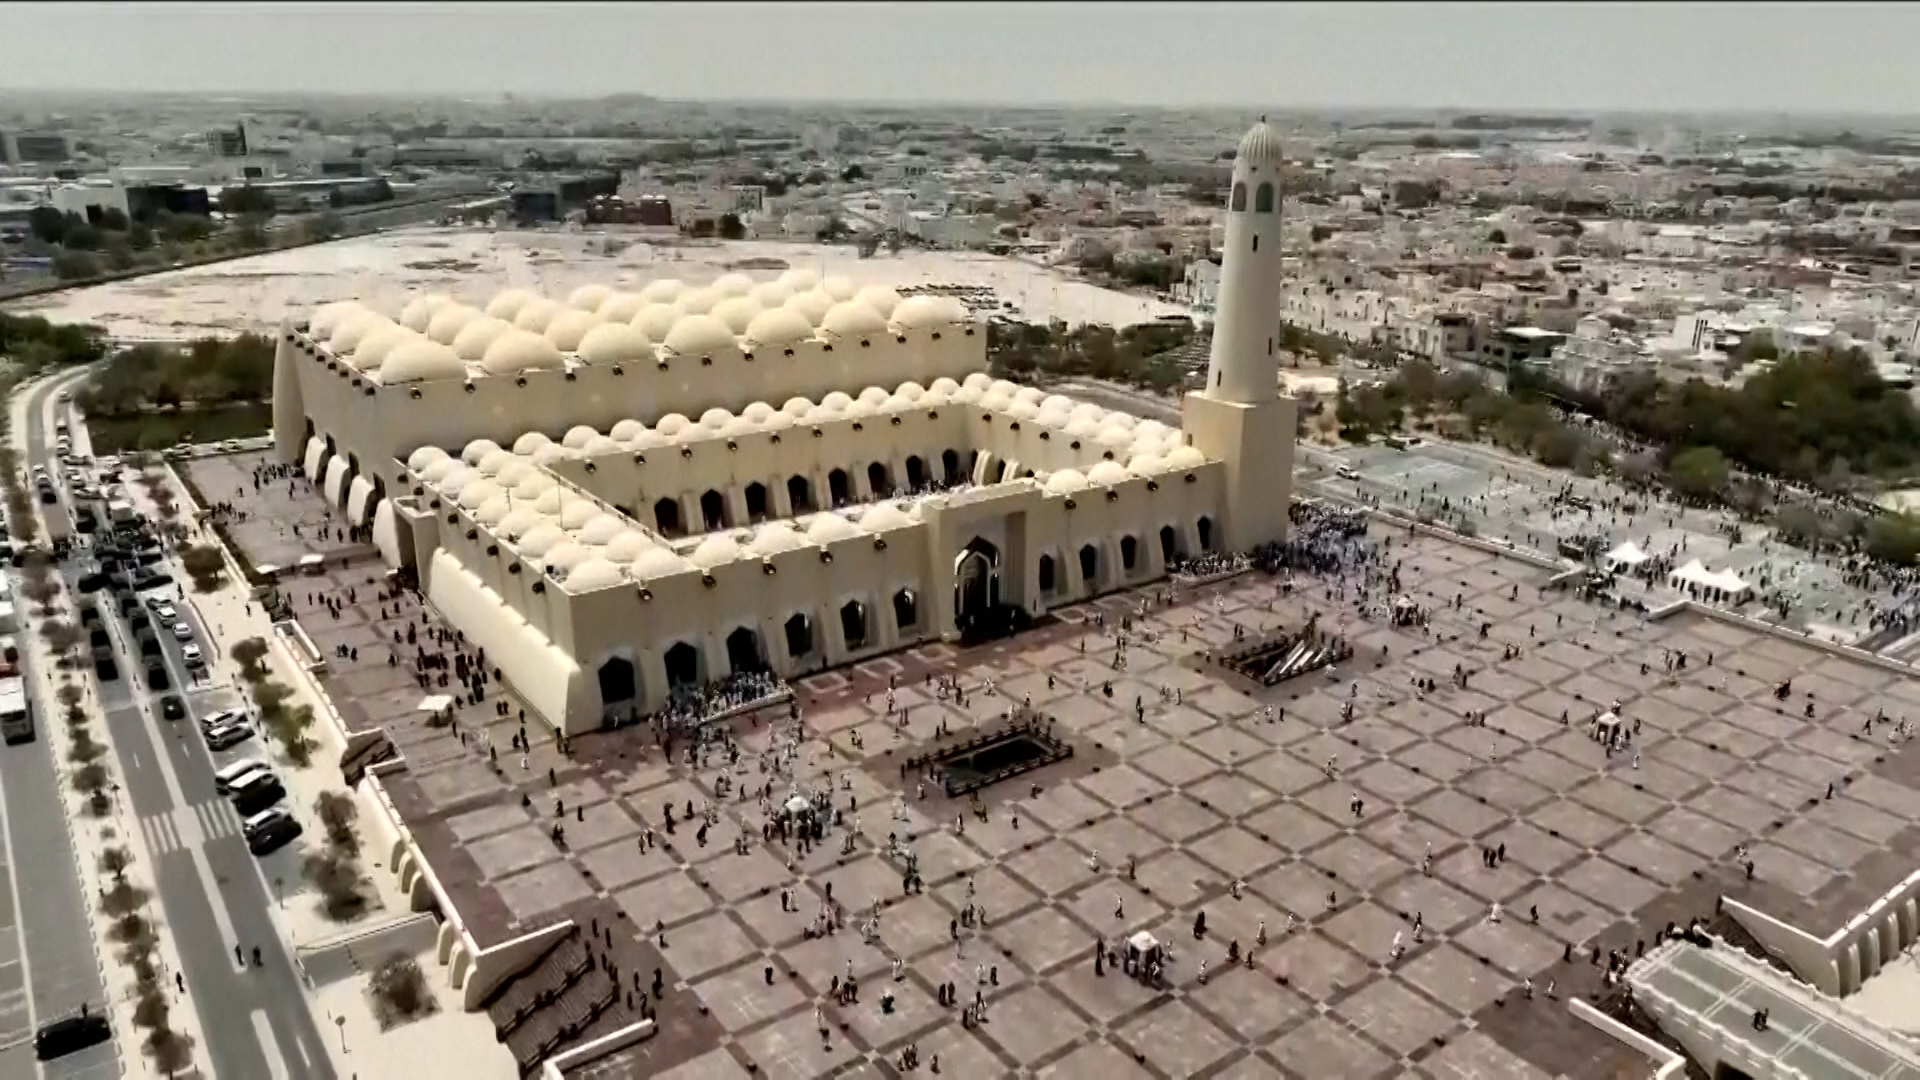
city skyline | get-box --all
[1,1,1916,116]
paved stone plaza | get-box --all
[262,486,1920,1079]
[180,449,370,570]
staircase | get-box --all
[483,926,620,1076]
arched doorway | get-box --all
[1120,535,1139,573]
[828,469,851,507]
[1038,553,1056,594]
[1078,544,1100,589]
[954,537,1001,630]
[941,449,962,485]
[1197,516,1214,552]
[867,462,892,498]
[700,489,729,531]
[1159,525,1179,564]
[892,588,918,632]
[597,656,636,706]
[725,626,765,674]
[784,613,814,659]
[905,456,927,490]
[840,600,869,651]
[663,641,701,696]
[744,482,769,522]
[654,498,683,536]
[986,459,1007,485]
[787,475,814,514]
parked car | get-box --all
[171,621,193,642]
[243,809,302,856]
[34,1010,109,1061]
[204,721,253,751]
[214,759,272,794]
[181,644,204,667]
[228,774,287,817]
[145,665,169,692]
[199,708,243,734]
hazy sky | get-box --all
[1,2,1913,114]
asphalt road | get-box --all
[30,371,335,1079]
[0,371,117,1080]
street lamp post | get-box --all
[335,1014,348,1053]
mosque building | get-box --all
[270,122,1298,734]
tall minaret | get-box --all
[1182,118,1297,552]
[1204,118,1287,404]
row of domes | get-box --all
[306,275,971,384]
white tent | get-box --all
[1605,541,1649,573]
[784,794,811,817]
[417,694,454,713]
[1669,559,1749,605]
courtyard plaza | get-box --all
[224,464,1920,1078]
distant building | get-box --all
[3,132,71,165]
[207,124,250,159]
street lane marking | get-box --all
[252,1008,291,1080]
[0,769,44,1080]
[135,705,241,954]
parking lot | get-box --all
[1309,439,1873,640]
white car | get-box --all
[214,759,272,793]
[154,603,177,622]
[172,622,193,641]
[182,644,204,666]
[1336,465,1360,481]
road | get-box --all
[30,371,336,1079]
[0,371,116,1080]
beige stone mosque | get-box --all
[271,122,1298,735]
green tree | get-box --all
[1667,446,1729,499]
[1865,514,1920,566]
[27,206,67,244]
[99,207,131,232]
[717,212,746,241]
[128,222,155,251]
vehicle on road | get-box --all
[1336,465,1360,480]
[0,675,32,744]
[205,720,254,751]
[159,695,185,721]
[243,808,302,856]
[214,758,272,793]
[182,643,204,667]
[153,602,177,622]
[171,621,193,641]
[199,708,243,734]
[33,1008,109,1060]
[93,656,118,682]
[228,772,287,816]
[145,664,170,691]
[55,390,71,403]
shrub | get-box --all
[71,761,109,795]
[133,984,170,1028]
[367,954,438,1029]
[315,792,359,855]
[146,1025,195,1075]
[99,846,133,882]
[101,880,150,918]
[302,849,370,922]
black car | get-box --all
[127,610,150,632]
[159,695,185,721]
[244,813,302,857]
[34,1009,110,1060]
[137,634,160,657]
[231,777,288,817]
[146,665,169,692]
[93,657,118,682]
[132,573,172,591]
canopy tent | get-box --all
[784,794,812,817]
[297,553,326,572]
[417,694,454,713]
[1669,559,1751,606]
[1605,541,1649,573]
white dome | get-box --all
[604,532,653,562]
[698,408,734,431]
[1065,417,1102,439]
[1068,402,1105,424]
[654,413,691,438]
[526,488,564,514]
[352,326,416,370]
[544,309,601,352]
[663,314,737,355]
[893,381,926,403]
[819,391,854,415]
[855,286,904,318]
[678,287,721,316]
[583,434,621,455]
[530,446,574,470]
[563,557,624,591]
[1165,445,1207,470]
[1013,386,1045,406]
[857,386,891,409]
[596,292,646,322]
[516,524,567,558]
[744,307,814,348]
[1159,431,1186,453]
[461,440,501,466]
[561,425,600,450]
[609,419,648,442]
[382,340,466,383]
[982,385,1016,410]
[457,480,502,510]
[485,289,535,321]
[481,330,564,376]
[631,547,693,580]
[1040,393,1074,414]
[474,496,512,525]
[418,457,457,484]
[512,298,564,334]
[558,500,599,531]
[406,446,449,472]
[497,508,540,539]
[1238,120,1286,167]
[778,269,821,291]
[710,296,762,334]
[1135,419,1172,442]
[747,526,809,557]
[511,472,556,500]
[577,322,652,366]
[399,294,455,333]
[750,281,794,307]
[931,377,962,396]
[1096,427,1136,451]
[309,301,367,340]
[785,290,835,325]
[891,294,969,330]
[1087,461,1131,487]
[821,301,888,340]
[567,284,613,312]
[576,515,625,546]
[451,316,514,361]
[741,401,776,423]
[1127,454,1168,478]
[806,514,858,543]
[437,465,474,497]
[859,504,913,532]
[495,461,533,488]
[637,279,685,304]
[425,304,480,345]
[1007,399,1041,421]
[711,272,754,298]
[689,534,743,569]
[546,533,593,563]
[475,449,514,477]
[512,432,552,456]
[330,312,392,353]
[962,373,994,392]
[1045,469,1089,495]
[822,276,858,301]
[1100,413,1139,433]
[634,303,683,342]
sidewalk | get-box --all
[9,373,213,1077]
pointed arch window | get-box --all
[1254,182,1276,212]
[1230,182,1247,212]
